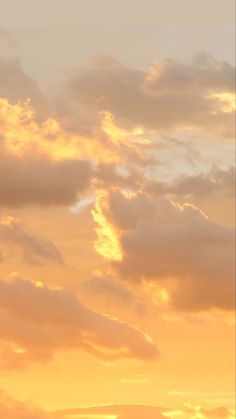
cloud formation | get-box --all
[93,189,235,311]
[0,58,47,111]
[1,390,234,419]
[147,166,235,226]
[0,96,151,207]
[0,276,158,368]
[0,96,95,207]
[54,403,236,419]
[64,53,235,139]
[0,389,51,419]
[80,275,146,317]
[0,216,63,265]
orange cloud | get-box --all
[0,216,63,265]
[64,53,235,139]
[91,189,122,261]
[0,389,235,419]
[91,189,235,311]
[147,167,235,227]
[0,276,158,368]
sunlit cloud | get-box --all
[0,16,234,416]
[91,188,235,312]
[91,190,122,261]
[0,276,159,368]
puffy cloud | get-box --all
[0,276,158,368]
[0,216,63,265]
[0,97,94,207]
[0,96,152,207]
[0,145,92,208]
[93,189,235,311]
[64,53,235,139]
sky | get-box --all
[0,1,235,418]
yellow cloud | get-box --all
[0,98,149,165]
[91,189,122,262]
[207,92,236,113]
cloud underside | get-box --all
[0,391,234,419]
[0,53,235,208]
[95,190,235,311]
[0,216,63,265]
[0,276,158,368]
[65,52,235,139]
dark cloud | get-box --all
[0,148,92,207]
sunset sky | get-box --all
[0,1,235,418]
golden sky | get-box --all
[0,1,235,418]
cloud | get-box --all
[0,276,158,368]
[0,145,92,208]
[0,58,47,111]
[0,96,151,207]
[59,404,166,419]
[145,52,235,94]
[0,97,94,207]
[0,216,63,265]
[147,166,235,226]
[92,189,235,311]
[148,167,235,200]
[80,275,146,316]
[0,390,234,419]
[64,53,235,139]
[56,404,235,419]
[0,389,51,419]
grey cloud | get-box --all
[64,53,235,138]
[146,167,235,226]
[0,58,47,112]
[0,148,92,208]
[0,217,63,265]
[80,275,146,316]
[145,52,235,94]
[101,190,235,311]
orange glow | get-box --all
[65,416,118,419]
[0,99,134,163]
[207,92,236,113]
[91,190,122,261]
[0,19,235,419]
[101,111,145,142]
